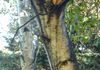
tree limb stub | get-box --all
[51,0,62,5]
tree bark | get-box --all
[31,0,79,70]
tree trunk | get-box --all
[21,31,33,70]
[31,0,79,70]
[18,0,34,70]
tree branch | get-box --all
[10,13,46,44]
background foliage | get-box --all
[65,0,100,70]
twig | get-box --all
[11,13,46,44]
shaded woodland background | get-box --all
[0,0,100,70]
